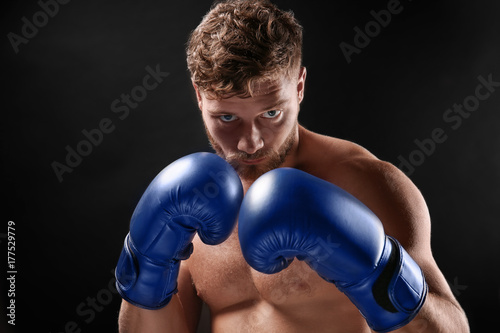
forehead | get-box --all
[202,79,295,114]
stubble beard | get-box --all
[205,123,297,183]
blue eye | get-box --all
[261,110,282,119]
[220,115,238,122]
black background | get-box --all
[2,0,499,332]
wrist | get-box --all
[115,234,179,310]
[336,237,428,332]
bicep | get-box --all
[178,260,203,333]
[357,161,458,304]
[337,159,432,254]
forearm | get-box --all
[393,292,469,333]
[118,295,190,333]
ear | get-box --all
[192,80,203,110]
[297,67,307,104]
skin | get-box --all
[118,67,469,332]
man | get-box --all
[115,0,469,332]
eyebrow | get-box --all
[262,98,288,111]
[207,98,288,115]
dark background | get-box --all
[2,0,499,332]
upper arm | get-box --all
[178,260,203,333]
[335,157,459,306]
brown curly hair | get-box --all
[186,0,303,99]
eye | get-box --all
[219,114,238,123]
[261,110,282,119]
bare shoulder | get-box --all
[297,127,376,168]
[300,128,462,299]
[298,128,466,327]
[298,127,431,256]
[338,155,431,254]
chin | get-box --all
[233,164,269,182]
[231,154,285,182]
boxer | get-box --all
[115,0,469,332]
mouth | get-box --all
[240,157,267,165]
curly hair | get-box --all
[186,0,303,99]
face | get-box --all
[195,68,307,183]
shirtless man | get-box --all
[115,0,469,332]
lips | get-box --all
[240,157,266,165]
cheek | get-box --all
[261,115,295,147]
[206,120,239,149]
[215,130,238,148]
[260,123,282,146]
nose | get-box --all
[237,123,264,155]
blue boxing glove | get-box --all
[238,168,427,332]
[115,153,243,309]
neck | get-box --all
[280,123,302,169]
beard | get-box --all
[205,123,297,182]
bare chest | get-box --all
[186,231,343,314]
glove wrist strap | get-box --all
[337,236,428,332]
[115,234,179,310]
